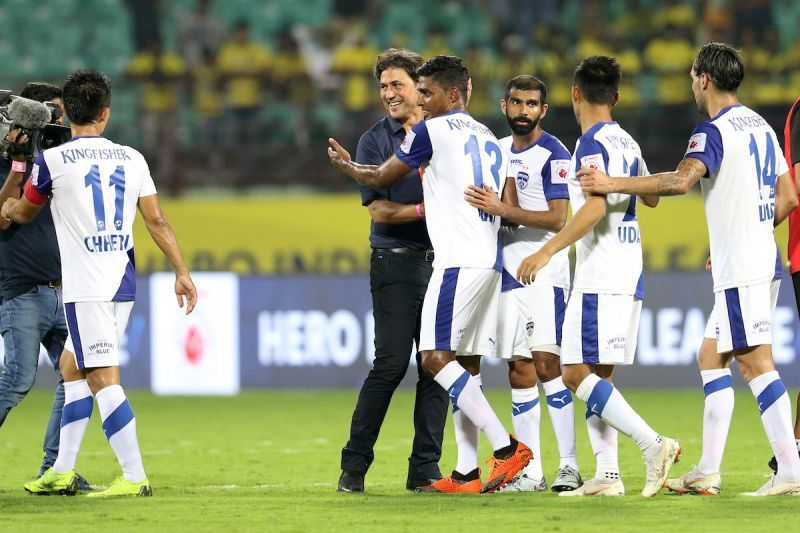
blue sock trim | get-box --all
[586,379,613,418]
[512,398,540,416]
[447,371,470,413]
[101,399,135,439]
[757,379,787,414]
[61,396,93,427]
[546,389,573,409]
[703,375,733,397]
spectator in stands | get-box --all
[330,24,380,151]
[177,0,224,69]
[651,0,696,30]
[217,19,272,147]
[192,47,223,181]
[126,38,187,195]
[271,31,313,148]
[643,24,696,105]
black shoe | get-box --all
[337,471,364,493]
[768,447,800,474]
[75,472,94,492]
[406,471,442,491]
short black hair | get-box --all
[19,82,62,103]
[374,48,424,82]
[416,55,469,99]
[692,42,744,92]
[504,75,547,104]
[573,56,621,105]
[62,69,111,125]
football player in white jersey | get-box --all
[465,75,580,492]
[517,56,681,498]
[328,56,532,493]
[580,43,800,496]
[2,69,197,497]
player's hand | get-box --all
[517,249,552,285]
[578,166,615,194]
[705,256,712,272]
[327,138,352,173]
[464,184,504,216]
[1,197,18,221]
[4,128,30,161]
[175,273,197,315]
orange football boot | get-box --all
[481,436,533,493]
[415,472,482,494]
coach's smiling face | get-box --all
[379,67,419,124]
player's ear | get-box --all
[540,102,549,119]
[500,98,507,115]
[571,85,580,104]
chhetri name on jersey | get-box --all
[60,147,133,164]
[84,233,131,253]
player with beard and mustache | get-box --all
[464,75,581,492]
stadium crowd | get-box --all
[2,0,798,191]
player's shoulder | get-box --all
[538,131,571,158]
[498,135,513,151]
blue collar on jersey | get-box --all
[437,109,469,118]
[709,103,743,121]
[581,120,618,140]
[509,130,551,154]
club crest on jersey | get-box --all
[550,159,569,185]
[516,171,529,189]
[400,130,416,154]
[580,154,603,171]
[686,132,706,154]
[525,321,535,337]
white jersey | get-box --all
[684,104,788,291]
[25,136,158,303]
[499,132,571,291]
[569,121,648,297]
[396,110,504,270]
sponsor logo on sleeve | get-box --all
[550,159,569,184]
[579,153,604,171]
[30,164,40,186]
[685,132,707,154]
[400,130,416,154]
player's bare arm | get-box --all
[579,157,707,196]
[517,194,606,285]
[367,198,424,224]
[465,184,566,232]
[773,170,798,226]
[138,194,197,314]
[1,196,43,225]
[327,138,413,188]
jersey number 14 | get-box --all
[84,164,126,232]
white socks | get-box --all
[748,371,800,482]
[697,369,734,475]
[52,379,93,473]
[453,374,480,475]
[586,413,619,481]
[543,376,578,470]
[576,373,661,458]
[96,385,146,482]
[434,361,510,451]
[511,387,542,479]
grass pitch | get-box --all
[1,388,797,532]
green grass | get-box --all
[1,388,798,531]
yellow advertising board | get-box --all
[133,194,790,273]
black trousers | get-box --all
[340,249,448,479]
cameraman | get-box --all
[0,82,89,490]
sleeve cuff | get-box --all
[23,180,48,205]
